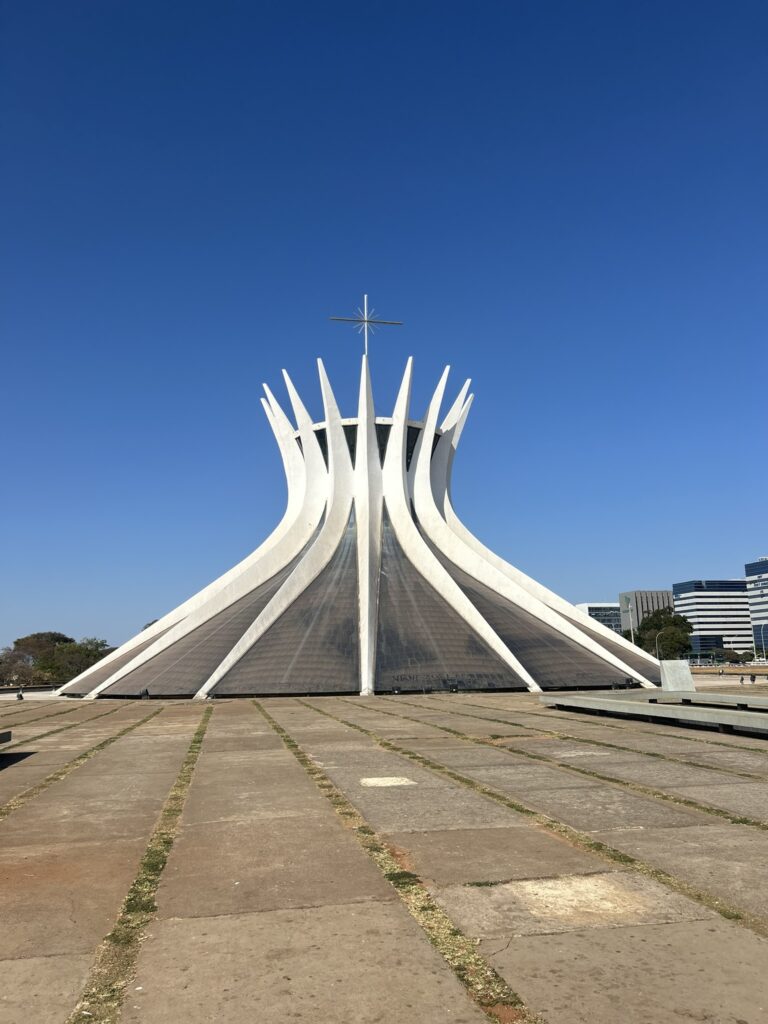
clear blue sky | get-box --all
[2,1,766,648]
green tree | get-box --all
[630,607,693,659]
[36,638,114,683]
[0,633,114,686]
[12,632,75,661]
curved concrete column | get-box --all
[383,359,541,692]
[354,355,383,695]
[59,352,659,699]
[193,358,354,698]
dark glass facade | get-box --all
[375,514,523,691]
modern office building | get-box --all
[672,579,753,655]
[56,353,661,698]
[746,557,768,659]
[619,590,673,634]
[575,603,622,634]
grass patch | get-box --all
[253,700,543,1024]
[65,705,213,1024]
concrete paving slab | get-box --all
[299,730,379,746]
[675,747,768,774]
[498,737,685,763]
[595,759,746,789]
[1,743,106,764]
[670,781,768,819]
[482,919,768,1024]
[0,838,146,957]
[0,954,93,1024]
[393,716,523,738]
[321,762,452,792]
[157,818,395,918]
[466,763,607,792]
[434,871,714,939]
[79,742,193,776]
[402,743,529,767]
[201,733,285,752]
[384,827,607,885]
[511,782,715,832]
[342,783,527,832]
[181,764,326,826]
[394,735,500,748]
[0,769,179,847]
[0,761,60,803]
[121,902,488,1024]
[590,823,768,919]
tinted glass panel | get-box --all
[438,556,635,690]
[375,514,523,692]
[99,546,311,697]
[63,625,175,695]
[214,513,360,695]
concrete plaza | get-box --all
[2,692,768,1024]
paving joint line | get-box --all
[300,698,768,939]
[0,708,165,823]
[371,697,768,831]
[66,704,214,1024]
[254,699,544,1024]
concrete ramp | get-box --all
[539,688,768,737]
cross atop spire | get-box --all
[329,294,402,356]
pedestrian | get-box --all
[16,686,23,701]
[750,674,756,685]
[740,675,744,686]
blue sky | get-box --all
[2,1,766,647]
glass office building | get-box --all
[746,558,768,659]
[575,603,622,634]
[672,579,753,654]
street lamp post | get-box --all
[759,623,767,662]
[623,596,635,645]
[655,630,665,663]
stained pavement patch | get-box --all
[590,822,768,920]
[434,871,716,939]
[384,827,608,886]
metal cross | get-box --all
[329,294,402,356]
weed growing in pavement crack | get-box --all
[65,705,213,1024]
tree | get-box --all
[0,633,114,686]
[36,638,115,683]
[629,607,693,659]
[12,632,75,662]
